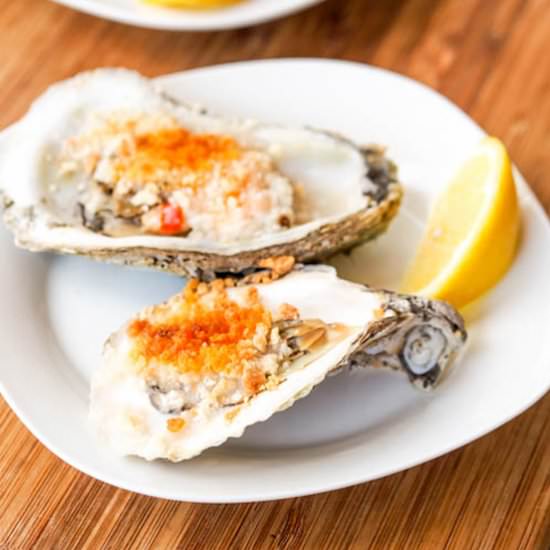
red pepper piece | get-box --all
[160,203,186,235]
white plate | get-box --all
[1,59,549,503]
[51,0,324,31]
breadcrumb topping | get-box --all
[130,128,241,179]
[166,418,186,433]
[128,279,273,378]
[60,113,296,242]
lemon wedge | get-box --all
[401,137,520,308]
[145,0,241,8]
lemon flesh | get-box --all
[145,0,241,8]
[401,137,520,308]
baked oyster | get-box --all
[90,263,466,461]
[0,69,402,279]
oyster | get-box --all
[0,69,401,279]
[90,265,466,461]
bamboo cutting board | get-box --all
[0,0,549,548]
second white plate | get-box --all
[1,59,549,502]
[51,0,325,31]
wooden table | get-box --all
[1,0,549,548]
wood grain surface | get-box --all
[1,0,549,548]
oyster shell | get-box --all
[90,266,466,461]
[0,69,402,279]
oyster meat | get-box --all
[90,265,466,461]
[0,69,402,278]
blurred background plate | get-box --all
[50,0,325,30]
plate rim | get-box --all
[1,58,549,503]
[50,0,325,31]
